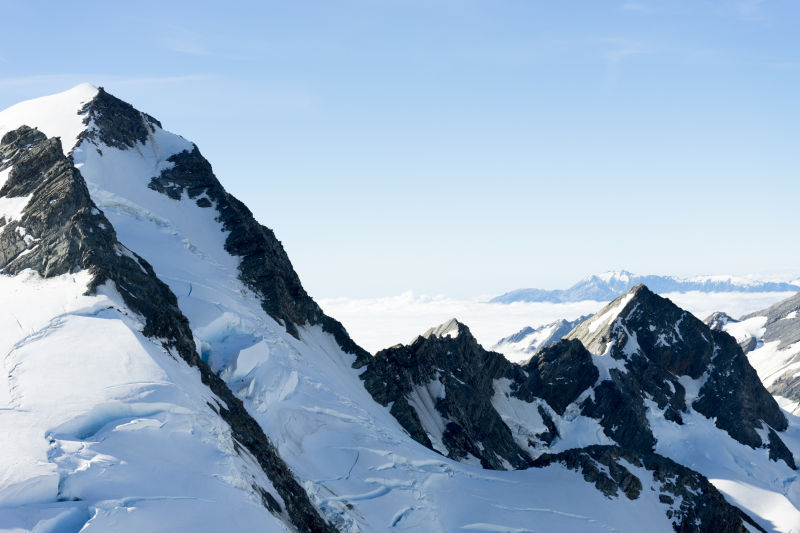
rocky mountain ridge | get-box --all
[361,286,797,531]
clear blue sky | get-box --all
[1,1,798,297]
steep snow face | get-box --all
[0,271,288,532]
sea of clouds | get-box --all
[318,291,796,354]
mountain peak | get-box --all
[421,318,465,340]
[566,283,792,466]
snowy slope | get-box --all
[0,272,289,532]
[0,86,326,532]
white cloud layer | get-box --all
[318,291,796,354]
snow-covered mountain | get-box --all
[361,287,800,531]
[492,315,589,362]
[708,292,800,415]
[491,270,800,304]
[2,85,800,532]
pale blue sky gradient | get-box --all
[1,1,798,297]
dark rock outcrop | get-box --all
[360,287,795,529]
[511,339,598,414]
[76,87,161,150]
[362,320,532,469]
[0,125,335,533]
[533,446,766,533]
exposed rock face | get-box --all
[511,339,598,415]
[76,87,161,150]
[362,320,532,469]
[151,139,369,364]
[0,125,335,533]
[365,286,795,471]
[567,286,793,467]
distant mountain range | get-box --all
[491,270,800,304]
